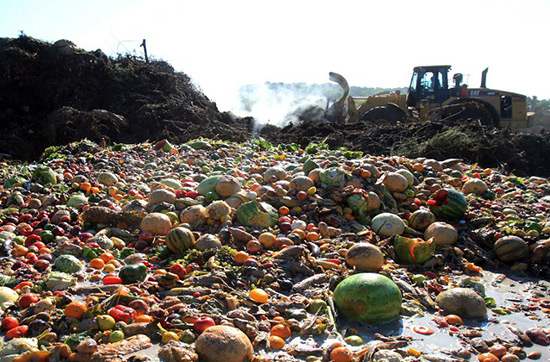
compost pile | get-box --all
[2,36,550,178]
[0,37,549,362]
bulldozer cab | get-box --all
[406,65,451,107]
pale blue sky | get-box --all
[1,0,549,116]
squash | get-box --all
[462,178,488,195]
[179,205,207,225]
[215,175,241,198]
[148,188,176,205]
[371,213,405,237]
[382,172,409,192]
[166,227,195,254]
[289,175,314,192]
[408,208,435,231]
[366,191,381,211]
[194,234,222,251]
[195,325,254,362]
[345,243,384,271]
[206,200,231,220]
[197,176,221,196]
[429,188,467,220]
[140,213,172,236]
[97,171,118,186]
[396,169,415,186]
[424,222,458,247]
[494,235,528,262]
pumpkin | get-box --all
[394,235,435,264]
[166,227,195,254]
[371,213,405,237]
[194,234,222,251]
[424,222,458,247]
[333,273,402,324]
[382,172,409,192]
[97,171,118,186]
[215,175,241,198]
[462,178,488,195]
[494,236,528,262]
[408,208,436,231]
[429,188,467,220]
[148,188,176,205]
[345,243,385,271]
[140,213,172,236]
[195,325,254,362]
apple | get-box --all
[193,316,215,333]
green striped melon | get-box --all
[166,227,195,254]
[429,188,467,220]
[494,235,528,262]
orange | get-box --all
[306,232,320,241]
[270,323,291,339]
[100,252,115,264]
[135,315,154,323]
[80,182,92,193]
[445,314,463,325]
[267,335,285,350]
[477,353,499,362]
[248,288,269,304]
[65,301,88,319]
[330,346,353,362]
[278,206,290,215]
[234,251,250,264]
[89,258,105,269]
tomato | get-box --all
[18,293,39,309]
[1,317,18,331]
[6,325,28,339]
[103,276,123,285]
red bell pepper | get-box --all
[108,305,137,323]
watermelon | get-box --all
[333,273,402,324]
[494,235,528,262]
[166,227,195,254]
[428,188,467,220]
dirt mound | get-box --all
[0,36,252,159]
[261,119,550,177]
[1,36,550,177]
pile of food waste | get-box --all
[0,138,548,362]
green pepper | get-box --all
[119,263,147,284]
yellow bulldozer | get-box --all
[328,65,533,128]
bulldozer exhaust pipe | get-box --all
[480,67,488,88]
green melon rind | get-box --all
[333,273,402,324]
[429,189,467,220]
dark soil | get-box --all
[2,36,550,177]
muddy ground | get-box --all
[1,36,550,177]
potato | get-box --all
[195,325,253,362]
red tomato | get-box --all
[1,317,18,331]
[18,293,39,309]
[6,325,28,339]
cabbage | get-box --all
[302,158,319,175]
[236,200,278,228]
[54,254,84,273]
[197,176,221,196]
[319,167,346,187]
[0,287,19,311]
[67,193,88,208]
[347,193,367,211]
[45,271,76,291]
[0,337,39,358]
[32,165,58,185]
